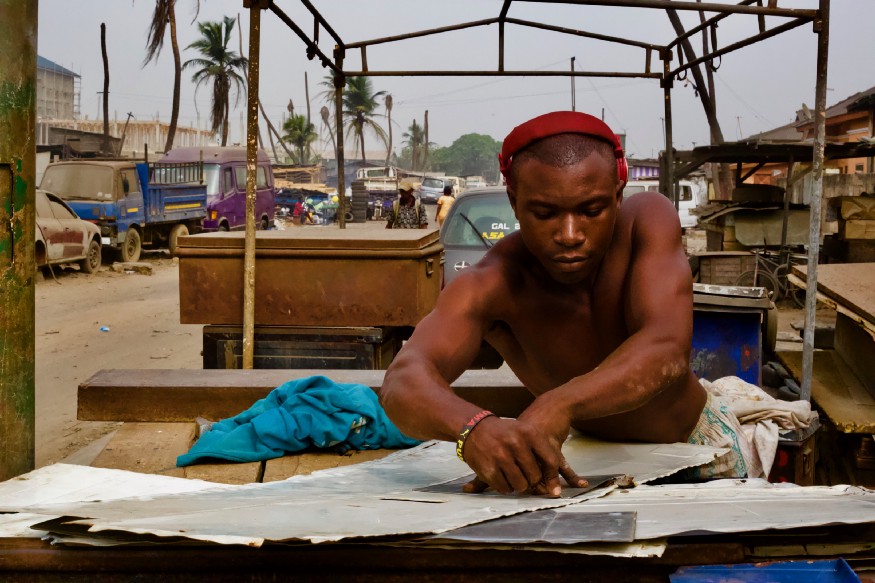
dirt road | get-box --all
[35,253,202,466]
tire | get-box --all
[735,269,782,301]
[773,263,806,308]
[168,224,189,257]
[260,217,270,230]
[219,222,229,232]
[120,228,141,263]
[79,239,101,274]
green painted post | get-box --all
[0,0,37,481]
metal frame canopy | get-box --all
[239,0,830,406]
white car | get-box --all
[624,180,699,228]
[35,189,102,273]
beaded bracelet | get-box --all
[455,410,496,462]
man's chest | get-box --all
[485,290,628,391]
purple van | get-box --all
[160,146,275,231]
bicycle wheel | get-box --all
[735,269,783,301]
[773,263,805,308]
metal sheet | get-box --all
[430,510,636,544]
[0,464,230,538]
[556,479,875,539]
[416,473,619,499]
[0,438,726,546]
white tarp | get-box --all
[0,437,726,546]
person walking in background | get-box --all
[436,185,456,227]
[386,179,428,229]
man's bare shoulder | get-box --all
[619,190,683,238]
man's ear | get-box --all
[506,181,518,215]
[615,179,625,204]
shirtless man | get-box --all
[380,111,753,497]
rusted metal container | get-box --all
[177,228,442,327]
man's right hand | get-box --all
[459,416,565,496]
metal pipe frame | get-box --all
[504,17,662,51]
[801,0,830,403]
[297,0,344,49]
[242,4,263,370]
[340,70,662,79]
[671,16,811,78]
[669,0,758,49]
[268,2,342,74]
[519,0,817,18]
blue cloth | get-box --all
[177,375,420,466]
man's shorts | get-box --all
[682,392,758,479]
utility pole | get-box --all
[118,112,134,157]
[100,23,110,155]
[570,57,576,112]
[0,0,37,481]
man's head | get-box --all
[398,179,416,200]
[500,112,627,286]
[499,111,627,189]
[443,185,453,196]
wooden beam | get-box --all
[78,368,533,422]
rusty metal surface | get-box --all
[178,231,442,327]
[243,5,263,369]
[179,228,439,250]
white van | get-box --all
[623,180,698,228]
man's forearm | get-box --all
[380,359,484,442]
[547,332,690,422]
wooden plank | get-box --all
[793,264,875,327]
[262,449,394,482]
[840,219,875,240]
[78,368,531,422]
[90,422,194,477]
[183,461,264,485]
[777,350,875,433]
[834,312,875,395]
[90,422,265,484]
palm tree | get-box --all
[182,15,247,146]
[320,105,336,157]
[143,0,200,152]
[282,114,318,164]
[320,74,388,164]
[403,120,426,171]
[384,94,393,165]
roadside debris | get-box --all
[110,262,153,276]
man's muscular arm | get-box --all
[528,192,696,433]
[380,259,565,495]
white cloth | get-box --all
[699,376,818,477]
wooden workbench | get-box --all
[4,367,875,580]
[77,367,534,485]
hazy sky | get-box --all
[37,1,874,160]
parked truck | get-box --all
[40,159,207,261]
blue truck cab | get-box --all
[40,159,207,261]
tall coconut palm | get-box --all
[320,74,388,164]
[182,15,247,146]
[320,105,336,158]
[403,120,426,171]
[384,94,393,165]
[143,0,200,152]
[282,114,318,165]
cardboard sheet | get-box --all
[0,437,725,546]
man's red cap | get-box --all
[498,111,627,182]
